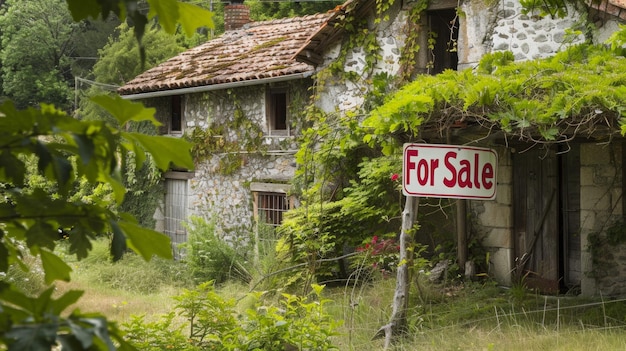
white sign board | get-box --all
[403,144,498,200]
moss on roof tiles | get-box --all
[119,12,335,95]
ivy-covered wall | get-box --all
[147,80,310,243]
[307,0,625,291]
[314,0,589,109]
[186,82,308,241]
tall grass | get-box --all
[11,237,626,350]
[325,276,626,351]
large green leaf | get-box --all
[67,226,94,261]
[65,0,102,21]
[5,323,58,351]
[147,0,179,34]
[177,2,215,37]
[40,249,72,283]
[25,222,57,252]
[52,290,84,315]
[117,220,173,260]
[0,150,25,186]
[91,95,159,127]
[110,221,128,261]
[123,132,194,170]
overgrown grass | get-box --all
[52,238,194,322]
[9,238,626,350]
[327,276,626,351]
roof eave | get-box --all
[120,71,314,100]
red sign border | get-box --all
[402,143,498,200]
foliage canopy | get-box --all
[364,43,626,153]
[0,0,210,349]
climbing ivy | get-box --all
[281,0,433,280]
[186,90,265,175]
[364,42,626,154]
[284,5,626,285]
[398,0,429,81]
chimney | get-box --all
[224,0,251,31]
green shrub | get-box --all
[240,285,341,351]
[173,281,239,347]
[123,313,199,351]
[182,216,252,284]
[123,282,342,350]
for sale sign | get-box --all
[403,144,498,200]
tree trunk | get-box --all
[374,195,419,349]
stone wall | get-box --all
[470,145,514,285]
[185,83,306,239]
[149,81,309,241]
[580,142,624,296]
[482,1,585,63]
[189,153,296,242]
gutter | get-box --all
[120,71,314,100]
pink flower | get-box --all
[390,173,399,181]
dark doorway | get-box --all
[513,145,580,294]
[427,9,459,74]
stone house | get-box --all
[119,6,338,256]
[120,0,626,295]
[299,0,626,296]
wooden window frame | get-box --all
[266,88,290,136]
[413,3,459,76]
[251,182,294,227]
[170,95,184,134]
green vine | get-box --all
[186,90,265,175]
[398,0,428,81]
[327,0,405,78]
[364,42,626,152]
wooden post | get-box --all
[457,199,467,273]
[374,195,419,349]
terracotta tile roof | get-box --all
[118,12,336,96]
[588,0,626,20]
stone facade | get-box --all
[580,142,624,295]
[472,146,514,286]
[487,1,586,62]
[148,81,308,241]
[309,0,626,293]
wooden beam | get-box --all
[427,0,458,10]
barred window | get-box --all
[251,182,293,227]
[257,192,290,226]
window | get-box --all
[164,171,193,259]
[412,4,459,76]
[427,9,459,74]
[266,88,289,135]
[251,182,293,226]
[257,192,290,226]
[170,95,183,133]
